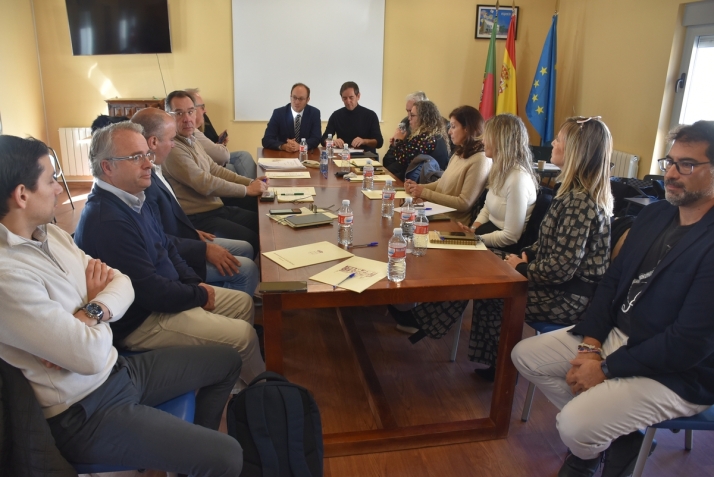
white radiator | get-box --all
[58,127,93,179]
[611,150,639,178]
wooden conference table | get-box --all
[257,148,528,456]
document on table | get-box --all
[395,201,456,217]
[265,171,312,179]
[332,159,352,168]
[263,241,353,270]
[361,190,411,200]
[350,158,383,167]
[310,257,387,293]
[271,186,316,203]
[258,158,306,170]
[347,175,393,183]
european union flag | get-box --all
[526,13,558,145]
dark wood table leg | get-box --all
[262,293,284,374]
[489,287,528,436]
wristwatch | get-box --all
[600,359,613,379]
[82,302,104,325]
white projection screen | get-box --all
[231,0,385,122]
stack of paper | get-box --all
[362,190,411,200]
[265,171,312,179]
[350,158,383,167]
[395,201,456,217]
[263,241,353,270]
[258,158,306,170]
[348,175,393,183]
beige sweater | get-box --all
[163,135,252,215]
[419,152,491,225]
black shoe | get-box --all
[253,324,265,360]
[558,451,602,477]
[601,430,657,477]
[474,366,496,382]
[386,305,419,328]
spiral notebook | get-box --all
[427,231,487,250]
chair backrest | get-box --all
[470,188,489,224]
[610,215,634,261]
[511,186,554,253]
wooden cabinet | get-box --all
[105,98,164,118]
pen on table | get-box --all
[333,272,356,290]
[351,242,378,248]
[413,207,432,210]
[280,192,304,196]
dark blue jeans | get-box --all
[47,346,243,477]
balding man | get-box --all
[74,121,265,386]
[131,107,259,297]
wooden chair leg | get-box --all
[632,427,657,477]
[449,314,464,362]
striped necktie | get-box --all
[294,114,301,140]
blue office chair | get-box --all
[631,405,714,477]
[521,322,568,422]
[71,390,196,474]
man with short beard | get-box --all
[512,121,714,477]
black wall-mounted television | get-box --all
[65,0,172,56]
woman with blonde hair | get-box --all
[384,100,450,181]
[457,113,539,251]
[392,116,614,382]
[404,105,492,225]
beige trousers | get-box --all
[121,287,264,384]
[512,326,708,460]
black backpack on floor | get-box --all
[227,371,324,477]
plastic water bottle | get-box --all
[413,209,429,256]
[381,179,395,218]
[320,150,329,178]
[387,228,407,282]
[326,134,334,157]
[337,199,353,247]
[400,197,416,239]
[299,138,308,162]
[362,160,374,191]
[340,144,351,174]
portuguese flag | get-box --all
[479,9,498,120]
[496,10,518,115]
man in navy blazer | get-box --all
[74,121,265,386]
[262,83,321,151]
[512,121,714,477]
[131,108,259,297]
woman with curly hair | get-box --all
[384,100,450,181]
[404,105,492,225]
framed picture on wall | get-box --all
[475,5,519,40]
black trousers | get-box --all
[47,346,243,477]
[188,206,260,257]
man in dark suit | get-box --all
[512,120,714,477]
[130,107,259,297]
[74,121,265,386]
[262,83,321,151]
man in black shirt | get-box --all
[512,120,714,477]
[321,81,383,153]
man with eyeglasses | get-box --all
[262,83,322,152]
[512,120,714,477]
[131,107,260,298]
[0,134,244,475]
[74,121,265,390]
[184,88,257,179]
[162,90,268,256]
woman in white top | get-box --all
[457,113,539,252]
